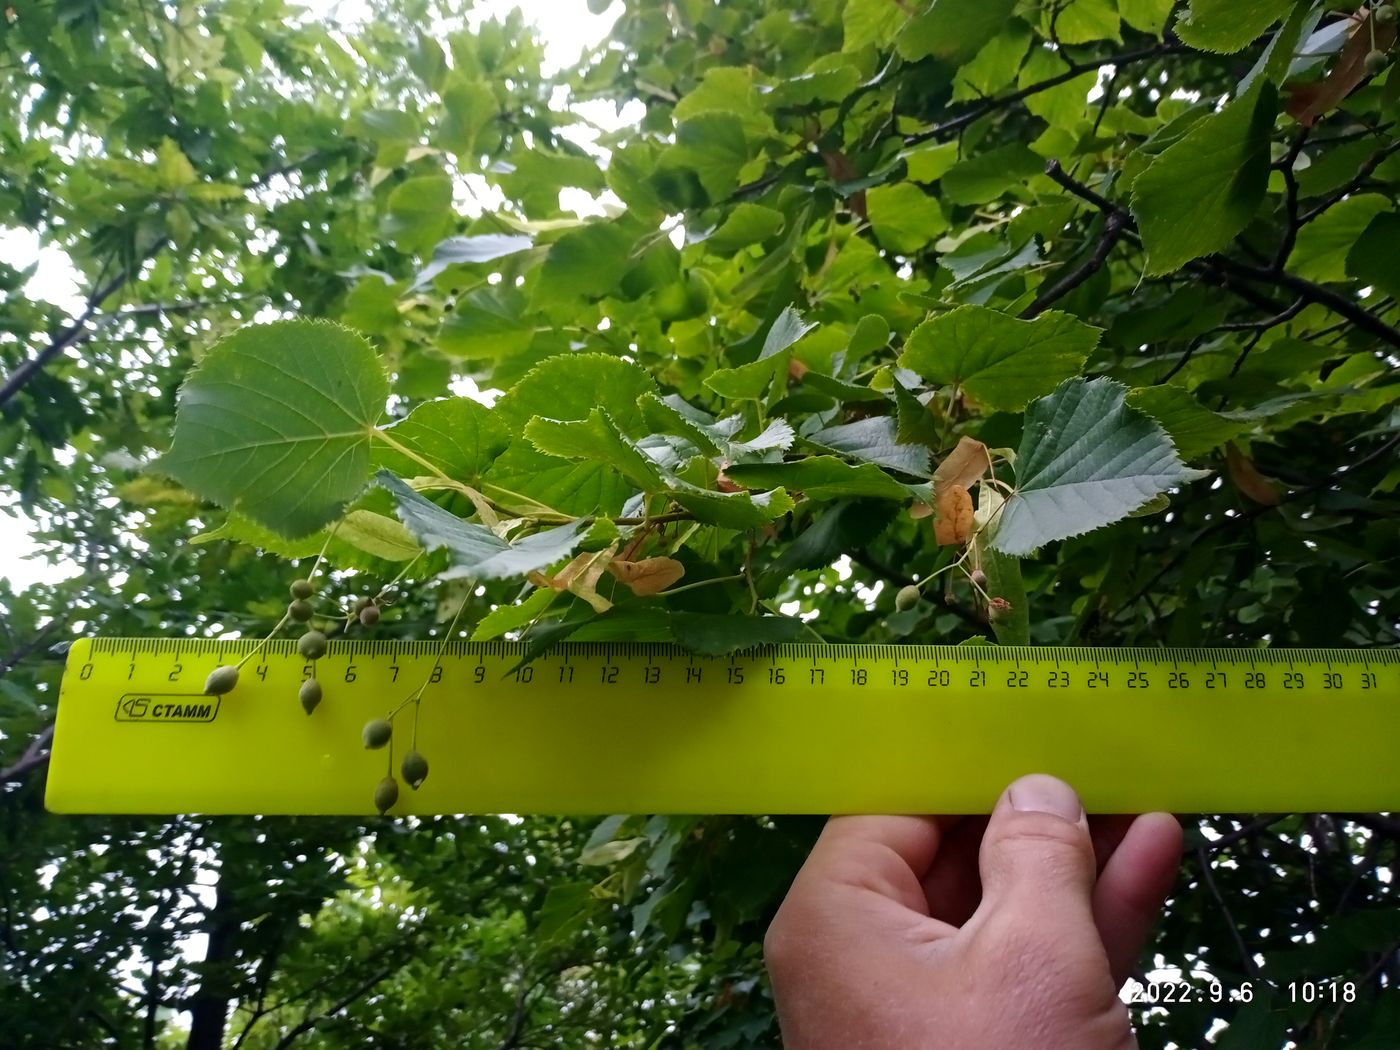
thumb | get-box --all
[976,773,1098,920]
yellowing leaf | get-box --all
[607,557,686,596]
[933,436,992,491]
[934,483,975,545]
[529,550,615,613]
[1226,442,1283,505]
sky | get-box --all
[0,1,625,590]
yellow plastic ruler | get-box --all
[45,638,1400,815]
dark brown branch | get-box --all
[268,965,399,1050]
[1043,161,1400,349]
[905,43,1181,147]
[1220,258,1400,349]
[0,723,54,784]
[1,618,64,678]
[1298,138,1400,226]
[0,146,353,410]
[1195,846,1259,978]
[0,266,131,409]
[1197,814,1290,853]
[1020,208,1126,318]
[1271,129,1310,272]
[1218,297,1307,332]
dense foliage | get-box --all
[3,0,1398,1046]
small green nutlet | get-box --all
[299,678,322,715]
[362,718,392,749]
[373,775,399,815]
[358,603,381,627]
[288,599,314,622]
[290,578,314,600]
[1364,48,1389,76]
[297,630,328,660]
[204,665,240,696]
[354,595,374,613]
[1376,5,1396,25]
[401,750,429,790]
[894,585,921,612]
[969,569,988,588]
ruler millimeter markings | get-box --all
[46,639,1400,815]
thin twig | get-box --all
[1196,845,1258,978]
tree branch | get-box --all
[905,43,1182,147]
[0,265,132,410]
[1042,161,1400,349]
[269,966,399,1050]
[1020,209,1126,318]
[0,145,355,410]
[0,723,54,784]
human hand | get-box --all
[763,774,1182,1049]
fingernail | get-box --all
[1009,774,1082,823]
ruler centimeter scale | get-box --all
[45,639,1400,815]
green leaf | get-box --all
[1289,194,1388,283]
[893,378,942,447]
[525,409,666,492]
[190,507,418,566]
[1130,84,1277,275]
[1127,385,1246,460]
[1052,0,1122,43]
[899,305,1100,413]
[439,75,497,155]
[335,509,422,561]
[954,20,1032,98]
[844,0,907,51]
[354,109,419,142]
[531,220,637,305]
[1118,0,1175,32]
[155,138,196,189]
[160,321,388,538]
[374,397,511,482]
[724,457,912,500]
[484,442,637,518]
[471,586,557,641]
[639,393,723,456]
[672,66,774,141]
[897,0,1017,65]
[849,315,891,359]
[941,145,1043,206]
[866,183,946,254]
[382,174,454,255]
[412,233,534,289]
[1175,0,1296,54]
[669,613,805,655]
[704,202,784,253]
[800,371,888,403]
[760,305,819,359]
[494,353,657,435]
[668,481,796,530]
[377,470,583,579]
[1347,211,1400,300]
[992,378,1210,556]
[705,306,815,400]
[437,286,534,360]
[1018,49,1097,130]
[705,357,786,400]
[903,141,960,183]
[658,114,749,202]
[806,417,930,477]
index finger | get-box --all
[802,815,965,914]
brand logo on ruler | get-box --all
[114,694,222,723]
